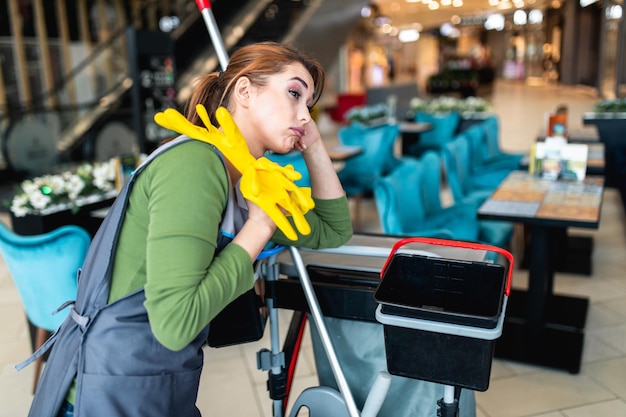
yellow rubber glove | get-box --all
[154,106,255,174]
[241,158,314,240]
[154,105,314,240]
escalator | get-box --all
[2,0,366,178]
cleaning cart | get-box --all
[248,235,513,417]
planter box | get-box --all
[10,197,115,237]
[582,114,626,207]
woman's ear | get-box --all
[233,76,251,108]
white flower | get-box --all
[21,180,39,195]
[409,95,492,115]
[65,174,86,200]
[10,194,30,217]
[48,175,66,195]
[92,160,116,191]
[28,190,52,210]
[8,157,119,216]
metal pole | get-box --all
[195,0,229,71]
[288,246,361,417]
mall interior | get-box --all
[0,1,626,416]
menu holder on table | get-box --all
[529,138,588,181]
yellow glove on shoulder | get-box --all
[154,105,314,240]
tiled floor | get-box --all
[1,79,626,417]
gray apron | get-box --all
[18,136,246,417]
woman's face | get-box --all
[243,62,315,156]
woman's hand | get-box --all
[295,119,346,201]
[294,119,322,153]
[246,200,277,235]
[233,200,277,261]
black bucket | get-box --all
[374,237,513,391]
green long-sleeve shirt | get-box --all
[109,139,352,351]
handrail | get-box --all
[1,0,316,172]
[27,27,129,111]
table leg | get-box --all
[526,226,551,332]
[494,225,588,373]
[401,132,420,156]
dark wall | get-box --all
[560,0,601,86]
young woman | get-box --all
[25,41,352,417]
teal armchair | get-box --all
[337,122,400,186]
[373,156,479,240]
[464,124,516,171]
[441,136,515,249]
[0,222,91,393]
[337,123,400,229]
[480,116,524,168]
[442,134,495,207]
[409,111,461,157]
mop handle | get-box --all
[288,246,361,417]
[195,0,229,71]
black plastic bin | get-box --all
[374,237,513,392]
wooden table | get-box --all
[327,145,363,162]
[478,171,604,373]
[518,142,604,275]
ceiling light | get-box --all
[381,23,394,33]
[484,13,505,30]
[399,29,420,42]
[428,2,440,9]
[606,4,622,19]
[528,8,543,22]
[513,9,527,24]
[440,22,460,37]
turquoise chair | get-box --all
[409,111,461,157]
[337,123,400,229]
[373,156,479,240]
[421,151,513,249]
[0,222,91,393]
[338,122,400,183]
[266,151,311,187]
[442,134,495,207]
[441,136,515,248]
[480,116,524,168]
[464,123,519,173]
[462,125,512,187]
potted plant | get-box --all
[6,158,120,236]
[583,98,626,200]
[409,96,491,116]
[344,103,391,127]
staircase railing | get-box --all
[0,0,315,176]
